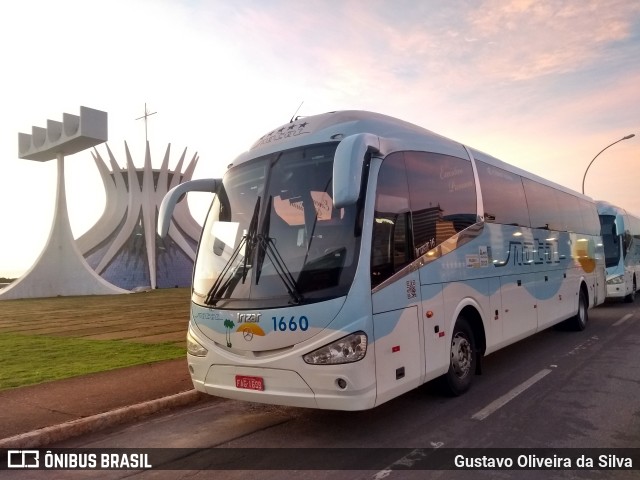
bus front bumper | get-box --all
[189,360,377,411]
[606,283,627,299]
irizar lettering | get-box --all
[238,313,261,323]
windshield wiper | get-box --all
[204,236,245,305]
[260,235,304,304]
[255,196,303,304]
[205,198,260,305]
[255,195,270,285]
[241,196,261,283]
[300,179,330,269]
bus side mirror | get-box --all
[333,133,380,208]
[158,178,219,238]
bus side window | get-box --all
[475,159,530,227]
[404,151,477,254]
[580,198,601,236]
[554,191,583,233]
[371,153,413,287]
[523,179,562,231]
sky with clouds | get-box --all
[1,0,639,277]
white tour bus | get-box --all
[159,111,605,411]
[597,201,640,302]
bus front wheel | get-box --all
[624,278,636,303]
[567,289,588,331]
[442,316,476,396]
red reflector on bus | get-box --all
[392,346,400,353]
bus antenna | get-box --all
[289,101,304,123]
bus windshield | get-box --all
[192,142,362,309]
[600,214,621,268]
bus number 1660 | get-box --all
[273,316,309,332]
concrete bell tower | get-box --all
[0,107,129,300]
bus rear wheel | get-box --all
[442,316,476,396]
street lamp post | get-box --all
[582,134,635,194]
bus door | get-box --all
[371,272,424,406]
[370,152,424,404]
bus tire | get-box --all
[442,316,476,396]
[567,289,588,331]
[624,278,636,303]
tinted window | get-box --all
[600,214,621,267]
[476,160,530,227]
[579,198,601,236]
[554,190,583,233]
[371,153,414,287]
[522,178,563,230]
[404,151,477,255]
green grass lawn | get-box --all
[0,288,191,391]
[0,333,185,390]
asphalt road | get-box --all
[13,299,640,480]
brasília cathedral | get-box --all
[0,107,205,300]
[79,142,202,291]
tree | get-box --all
[223,319,235,347]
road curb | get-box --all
[0,390,205,448]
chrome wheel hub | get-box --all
[451,334,472,378]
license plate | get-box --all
[235,375,264,391]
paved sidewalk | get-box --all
[0,358,201,447]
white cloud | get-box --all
[462,0,640,81]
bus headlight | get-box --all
[187,330,208,357]
[303,332,367,365]
[607,276,624,285]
